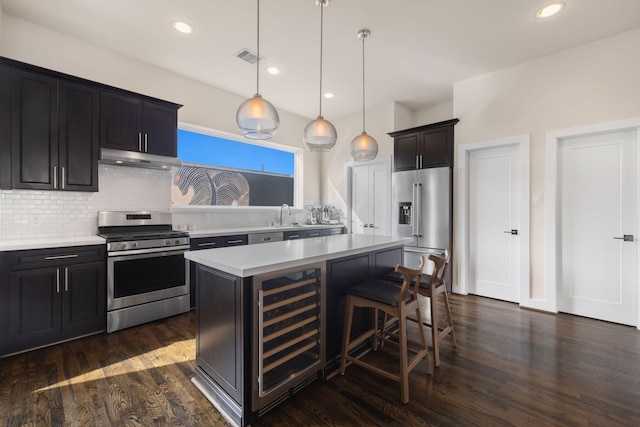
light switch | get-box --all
[532,193,543,204]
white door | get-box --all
[468,145,521,302]
[558,129,637,325]
[350,162,390,236]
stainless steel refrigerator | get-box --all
[392,166,452,289]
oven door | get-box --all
[107,246,190,311]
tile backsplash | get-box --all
[0,165,171,240]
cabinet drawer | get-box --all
[322,228,344,236]
[220,235,248,247]
[191,236,222,250]
[11,245,106,270]
[284,230,304,240]
[303,230,322,238]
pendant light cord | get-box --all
[361,31,366,133]
[318,1,325,117]
[256,0,260,96]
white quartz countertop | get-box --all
[0,236,106,252]
[185,234,411,277]
[187,224,343,238]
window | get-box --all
[171,128,296,207]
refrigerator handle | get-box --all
[415,182,422,237]
[411,183,417,236]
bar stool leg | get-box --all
[340,296,355,375]
[398,310,409,403]
[414,306,432,375]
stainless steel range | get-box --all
[98,211,190,333]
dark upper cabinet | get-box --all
[389,119,459,171]
[101,91,178,157]
[10,69,59,190]
[0,64,11,189]
[9,68,99,191]
[59,81,100,191]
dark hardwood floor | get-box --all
[2,294,640,426]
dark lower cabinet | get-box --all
[1,245,106,357]
[189,234,248,308]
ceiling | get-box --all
[2,0,640,120]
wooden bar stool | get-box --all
[382,249,456,367]
[339,256,431,404]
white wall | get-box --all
[411,100,454,127]
[453,28,640,302]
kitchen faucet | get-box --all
[280,204,291,226]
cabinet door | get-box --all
[0,64,10,189]
[11,69,59,189]
[393,133,419,171]
[143,101,178,157]
[100,91,142,152]
[59,81,99,191]
[420,127,451,168]
[61,261,106,333]
[9,267,62,344]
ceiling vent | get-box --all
[235,48,264,64]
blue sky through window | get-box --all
[178,129,294,176]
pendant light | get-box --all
[236,0,279,139]
[303,0,337,151]
[350,29,378,161]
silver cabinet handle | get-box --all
[45,254,79,260]
[227,240,244,244]
[416,155,419,170]
[61,167,65,190]
[613,235,634,242]
[504,230,518,235]
[262,237,272,242]
[64,267,69,292]
[197,242,218,247]
[144,133,148,152]
[288,234,300,238]
[420,154,423,169]
[138,132,142,151]
[53,166,57,189]
[56,268,60,293]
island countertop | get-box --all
[184,233,411,277]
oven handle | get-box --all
[107,245,190,257]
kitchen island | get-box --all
[185,234,410,427]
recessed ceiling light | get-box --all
[172,20,193,34]
[535,2,565,19]
[266,66,282,75]
[323,93,334,99]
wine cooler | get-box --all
[252,262,325,413]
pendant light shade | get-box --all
[303,0,337,151]
[236,94,279,139]
[350,29,378,161]
[236,0,279,139]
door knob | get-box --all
[613,235,634,242]
[503,229,518,235]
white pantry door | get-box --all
[350,162,390,236]
[558,129,637,325]
[468,145,521,302]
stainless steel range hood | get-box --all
[99,148,182,170]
